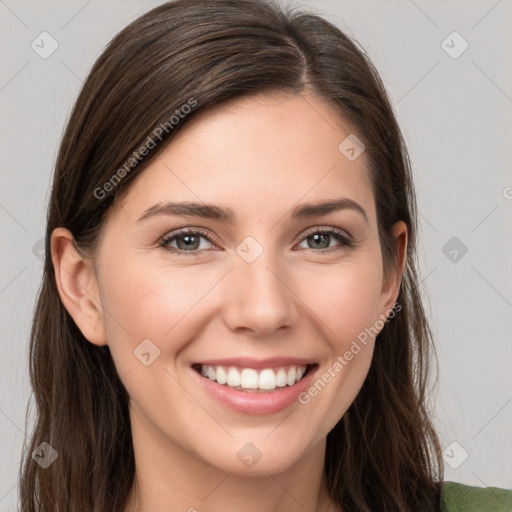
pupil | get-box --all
[310,233,329,249]
[178,235,199,250]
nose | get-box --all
[222,249,298,337]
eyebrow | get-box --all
[137,198,368,225]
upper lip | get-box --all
[193,357,317,369]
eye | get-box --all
[159,228,217,254]
[159,226,354,255]
[296,227,354,253]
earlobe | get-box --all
[50,227,108,346]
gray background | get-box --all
[1,0,511,508]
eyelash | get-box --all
[158,227,354,255]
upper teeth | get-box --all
[200,364,308,390]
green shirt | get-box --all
[441,481,512,511]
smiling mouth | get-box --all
[191,363,317,392]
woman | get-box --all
[19,0,512,511]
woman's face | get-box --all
[91,92,406,475]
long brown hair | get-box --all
[19,0,444,510]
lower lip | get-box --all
[191,365,318,416]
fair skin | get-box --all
[51,92,407,512]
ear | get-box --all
[379,220,408,317]
[50,227,107,346]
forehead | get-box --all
[115,92,376,224]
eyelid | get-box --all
[296,225,353,243]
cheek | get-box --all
[291,253,384,435]
[96,255,227,371]
[293,249,385,349]
[292,247,383,390]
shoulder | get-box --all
[440,481,512,511]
